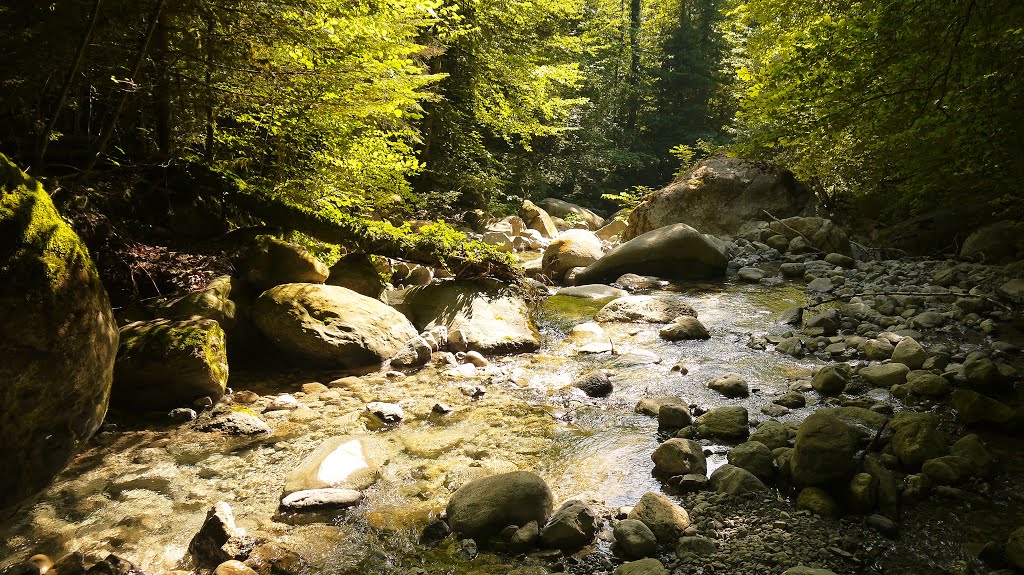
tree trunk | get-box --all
[624,0,642,132]
[38,0,103,167]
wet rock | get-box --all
[627,492,691,544]
[243,543,305,575]
[825,253,855,268]
[214,560,258,575]
[738,267,766,282]
[614,274,668,291]
[675,536,718,557]
[540,500,598,551]
[797,487,838,517]
[963,358,1003,388]
[780,262,806,277]
[780,306,804,325]
[575,223,728,284]
[83,555,139,575]
[573,370,613,397]
[804,309,839,336]
[847,473,878,513]
[169,408,198,423]
[446,471,554,539]
[543,230,605,282]
[391,336,432,368]
[791,412,858,486]
[905,370,951,397]
[675,474,710,492]
[614,519,658,559]
[188,502,257,567]
[709,464,767,496]
[694,406,749,440]
[659,316,711,340]
[921,456,971,486]
[657,402,692,430]
[198,409,271,436]
[776,337,805,357]
[707,372,749,398]
[365,402,404,424]
[775,391,807,409]
[811,365,850,396]
[652,438,707,477]
[890,412,947,468]
[279,488,362,511]
[398,280,540,354]
[892,338,927,370]
[858,363,909,388]
[863,338,895,361]
[284,437,379,495]
[749,420,790,450]
[867,514,898,538]
[557,284,628,300]
[636,396,687,417]
[951,434,994,472]
[595,295,698,323]
[727,441,775,482]
[612,558,668,575]
[254,284,418,368]
[807,277,834,293]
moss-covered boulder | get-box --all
[240,236,329,292]
[155,275,256,353]
[0,153,118,515]
[114,318,228,409]
[326,253,385,299]
[253,283,418,367]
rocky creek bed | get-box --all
[2,247,1024,575]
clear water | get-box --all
[1,278,1020,575]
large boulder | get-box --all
[960,221,1024,264]
[0,154,118,516]
[709,464,768,496]
[627,492,691,544]
[791,412,858,486]
[239,236,329,292]
[538,198,606,230]
[652,438,707,477]
[890,412,947,468]
[113,318,228,410]
[768,216,852,256]
[574,224,727,284]
[396,280,540,354]
[596,295,698,324]
[624,157,815,238]
[542,230,605,282]
[1007,526,1024,569]
[520,200,559,239]
[694,406,749,440]
[252,284,418,368]
[540,500,599,551]
[446,471,554,539]
[326,253,384,299]
[155,275,255,352]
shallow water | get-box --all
[1,277,1021,575]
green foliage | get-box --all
[601,185,653,211]
[728,0,1024,215]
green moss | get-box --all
[0,153,97,290]
[119,319,228,384]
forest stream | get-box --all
[3,272,1023,575]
